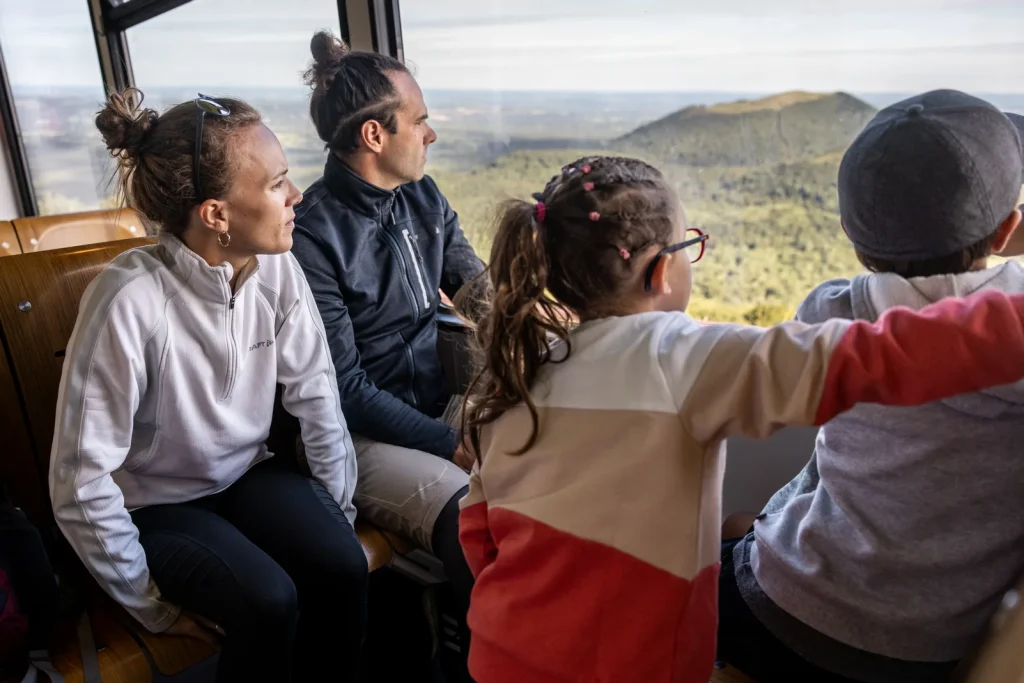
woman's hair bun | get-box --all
[95,88,158,159]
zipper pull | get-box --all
[390,209,396,227]
[229,295,236,310]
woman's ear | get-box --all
[197,199,229,234]
[992,208,1023,256]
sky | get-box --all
[0,0,1021,94]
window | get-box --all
[0,0,113,215]
[126,0,343,192]
[400,0,1024,325]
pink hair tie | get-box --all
[619,248,631,260]
[535,201,546,224]
[583,182,594,192]
[589,211,600,222]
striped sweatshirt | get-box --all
[460,291,1024,683]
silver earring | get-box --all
[217,232,231,248]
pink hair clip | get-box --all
[535,201,546,224]
[589,211,600,222]
[619,248,631,260]
[583,182,594,192]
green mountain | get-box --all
[617,91,877,166]
[433,91,879,325]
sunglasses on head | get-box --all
[193,94,231,203]
[643,228,708,293]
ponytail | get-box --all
[459,155,677,460]
[460,199,574,458]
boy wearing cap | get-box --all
[717,90,1024,683]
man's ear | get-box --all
[992,208,1023,256]
[360,119,385,154]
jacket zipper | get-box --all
[379,207,419,314]
[403,344,419,408]
[380,202,422,408]
[402,228,431,310]
[221,287,238,401]
[219,261,260,402]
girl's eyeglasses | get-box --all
[643,228,708,293]
[193,94,231,203]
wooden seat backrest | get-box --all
[0,220,22,256]
[0,340,44,522]
[437,305,474,396]
[12,209,146,254]
[964,579,1024,682]
[0,238,154,514]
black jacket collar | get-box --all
[323,154,400,218]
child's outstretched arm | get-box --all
[664,289,1024,445]
[459,463,496,578]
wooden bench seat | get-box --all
[710,665,757,683]
[11,208,145,254]
[49,604,153,683]
[0,220,22,256]
[962,575,1024,682]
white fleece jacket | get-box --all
[49,234,357,633]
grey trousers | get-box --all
[351,396,468,551]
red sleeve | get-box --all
[816,289,1024,424]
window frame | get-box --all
[369,0,402,61]
[0,40,36,217]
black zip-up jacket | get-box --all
[291,156,483,457]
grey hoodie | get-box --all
[49,236,357,633]
[744,261,1024,668]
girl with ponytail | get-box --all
[457,155,1024,683]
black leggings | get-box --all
[431,485,474,680]
[431,485,473,619]
[131,458,368,683]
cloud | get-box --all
[0,0,1021,92]
[402,2,1024,92]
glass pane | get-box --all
[401,0,1024,325]
[0,0,114,215]
[127,0,343,191]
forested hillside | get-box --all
[432,91,875,324]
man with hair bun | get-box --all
[291,30,482,678]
